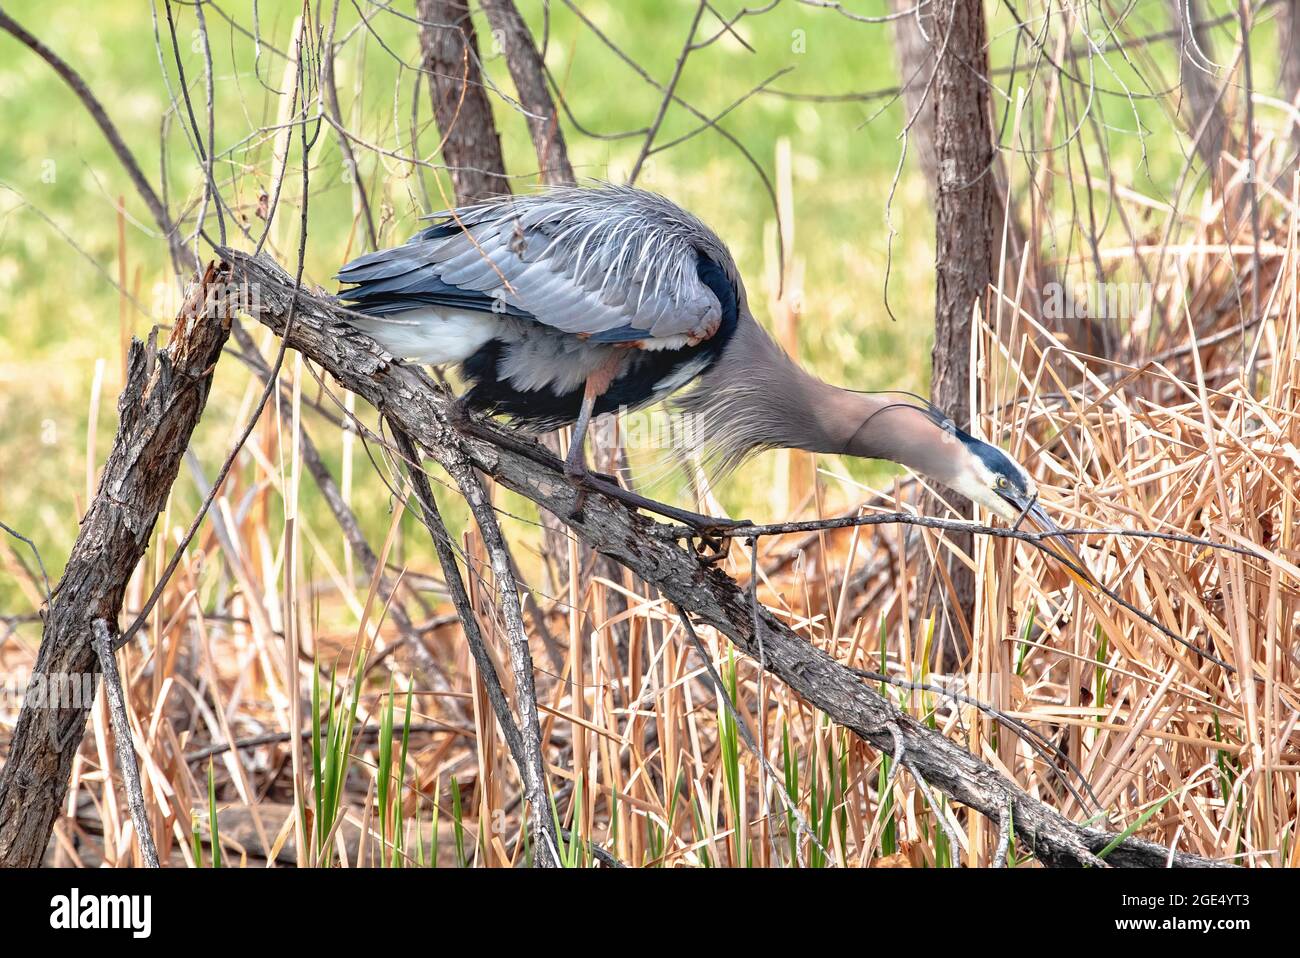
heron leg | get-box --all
[445,368,743,547]
[564,362,622,518]
[563,385,599,480]
[572,473,741,563]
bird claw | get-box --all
[564,462,593,520]
[554,467,746,563]
[687,531,731,566]
[448,397,474,430]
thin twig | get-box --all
[850,667,1102,814]
[390,427,560,867]
[115,31,321,652]
[91,619,160,868]
[885,721,965,865]
[627,0,707,185]
[0,519,52,606]
[668,511,1256,671]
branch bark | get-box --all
[0,262,234,866]
[223,248,1231,868]
[91,619,160,867]
[417,0,511,203]
[414,4,562,864]
[480,0,575,186]
[389,428,559,865]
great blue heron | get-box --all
[338,185,1094,588]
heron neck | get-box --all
[686,318,960,484]
[800,374,958,483]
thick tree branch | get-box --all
[223,248,1232,869]
[417,0,511,203]
[480,0,575,186]
[0,262,234,866]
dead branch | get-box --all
[224,247,1233,869]
[0,262,234,867]
[480,0,576,186]
[90,619,160,867]
[389,428,560,866]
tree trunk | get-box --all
[0,264,233,866]
[920,0,998,668]
[1170,0,1229,168]
[479,0,574,186]
[417,0,510,203]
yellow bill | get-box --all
[1021,500,1099,593]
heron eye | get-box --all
[996,476,1009,490]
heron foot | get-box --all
[448,396,475,429]
[549,466,748,561]
[564,461,591,520]
[686,531,732,566]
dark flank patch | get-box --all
[460,249,740,429]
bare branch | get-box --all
[91,619,160,868]
[0,262,235,867]
[224,247,1233,869]
[417,0,510,203]
[480,0,575,186]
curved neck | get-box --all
[683,318,963,486]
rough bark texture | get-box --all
[479,0,575,186]
[0,264,233,866]
[417,0,510,203]
[222,248,1231,868]
[917,0,999,666]
[890,1,1108,373]
[91,619,159,867]
[418,0,582,590]
[478,0,635,652]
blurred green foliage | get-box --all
[0,1,1273,605]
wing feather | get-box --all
[337,185,735,345]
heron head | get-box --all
[945,431,1098,592]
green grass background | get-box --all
[0,1,1267,604]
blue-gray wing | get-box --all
[337,185,730,345]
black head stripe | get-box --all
[964,436,1027,494]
